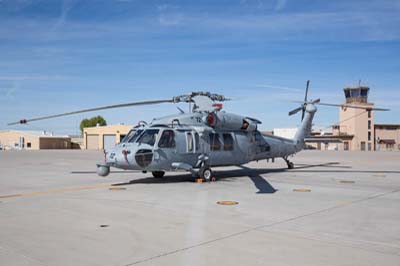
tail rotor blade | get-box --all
[288,106,303,116]
[301,107,306,121]
[312,98,321,104]
[304,80,310,103]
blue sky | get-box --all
[1,0,399,134]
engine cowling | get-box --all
[204,112,258,131]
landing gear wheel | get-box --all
[152,171,165,178]
[283,157,294,169]
[200,168,212,181]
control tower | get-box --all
[339,85,375,151]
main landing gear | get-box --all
[283,157,294,169]
[152,171,165,178]
[199,167,212,181]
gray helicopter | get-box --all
[9,81,389,181]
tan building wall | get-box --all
[375,125,400,151]
[0,131,40,149]
[339,104,374,151]
[0,131,71,150]
[39,138,71,149]
[83,124,133,150]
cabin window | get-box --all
[260,142,271,152]
[255,131,264,142]
[187,132,194,152]
[136,129,159,146]
[223,133,234,151]
[158,130,175,148]
[210,133,221,151]
[195,133,200,151]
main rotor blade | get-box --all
[288,106,302,116]
[304,80,310,103]
[8,99,174,125]
[316,102,390,111]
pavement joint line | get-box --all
[124,188,400,266]
[0,244,51,266]
[258,228,400,257]
[0,183,114,199]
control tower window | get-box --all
[361,89,368,97]
[344,90,351,98]
[137,129,159,146]
[351,89,360,98]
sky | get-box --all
[0,0,399,135]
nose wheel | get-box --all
[96,164,110,177]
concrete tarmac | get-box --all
[0,150,399,266]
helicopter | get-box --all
[9,81,389,181]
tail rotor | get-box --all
[288,80,320,121]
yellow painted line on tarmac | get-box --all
[0,183,115,199]
[340,180,355,184]
[337,201,352,206]
[293,188,311,192]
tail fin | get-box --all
[293,104,317,145]
[287,80,318,148]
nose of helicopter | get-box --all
[105,145,154,170]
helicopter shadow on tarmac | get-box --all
[109,161,357,194]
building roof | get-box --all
[0,130,70,138]
[375,124,400,128]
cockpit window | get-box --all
[158,130,176,148]
[136,129,159,146]
[128,129,143,143]
[121,130,136,143]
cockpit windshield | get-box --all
[136,129,159,146]
[121,129,136,143]
[127,129,144,143]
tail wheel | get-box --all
[152,171,165,178]
[200,168,212,181]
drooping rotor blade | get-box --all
[288,106,303,116]
[8,99,174,125]
[316,102,390,111]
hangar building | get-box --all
[0,130,71,150]
[83,124,132,150]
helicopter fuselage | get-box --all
[97,111,304,178]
